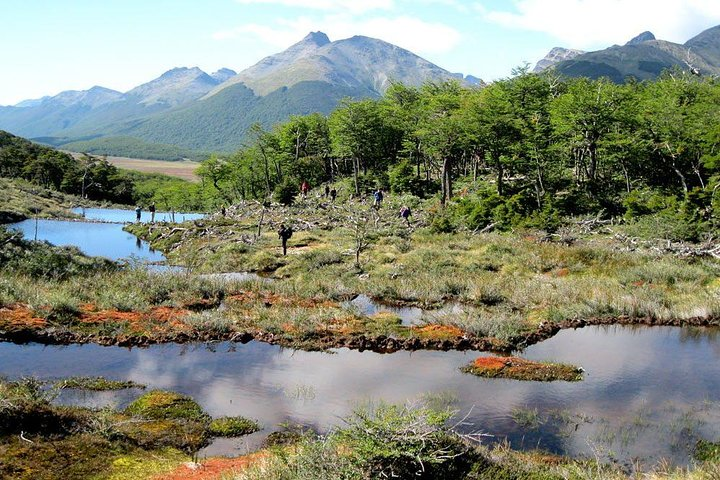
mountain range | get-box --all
[534,25,720,82]
[0,32,478,159]
[3,25,719,160]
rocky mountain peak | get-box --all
[211,68,237,83]
[301,31,331,47]
[626,31,656,46]
[533,47,585,72]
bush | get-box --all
[208,416,260,437]
[125,391,208,422]
[335,403,478,479]
[274,177,299,206]
[388,160,430,196]
[429,211,456,233]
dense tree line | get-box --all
[199,68,720,240]
[0,131,202,211]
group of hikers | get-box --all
[277,182,412,255]
[301,180,337,202]
[134,203,156,223]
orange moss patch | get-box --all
[0,302,193,337]
[321,315,364,335]
[522,451,566,466]
[554,268,570,277]
[462,356,583,382]
[153,452,267,480]
[0,305,47,330]
[411,324,465,340]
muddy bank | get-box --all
[0,325,510,353]
[510,315,720,350]
[1,310,718,354]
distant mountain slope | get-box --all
[125,67,220,107]
[0,86,124,138]
[208,32,467,98]
[548,26,720,81]
[533,47,585,73]
[110,81,370,152]
[0,32,478,156]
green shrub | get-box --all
[429,211,456,233]
[208,416,260,437]
[335,403,478,479]
[125,391,208,422]
[274,177,299,206]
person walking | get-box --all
[135,205,142,222]
[399,205,412,226]
[330,188,337,202]
[373,189,384,210]
[149,203,156,223]
[300,180,310,199]
[278,224,293,256]
[324,184,330,198]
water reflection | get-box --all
[1,325,719,467]
[344,294,471,327]
[9,219,165,262]
[72,207,204,224]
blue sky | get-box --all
[2,0,720,105]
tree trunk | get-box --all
[441,157,452,207]
[353,157,360,195]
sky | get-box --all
[2,0,720,106]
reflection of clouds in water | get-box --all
[2,325,720,465]
[519,326,720,462]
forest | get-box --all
[194,68,720,241]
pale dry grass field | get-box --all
[105,156,200,181]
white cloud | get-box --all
[214,14,461,56]
[234,0,394,15]
[483,0,720,49]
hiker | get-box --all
[373,189,384,209]
[221,205,226,217]
[278,223,293,256]
[300,180,310,199]
[399,205,411,226]
[149,203,156,223]
[324,184,330,198]
[135,205,142,222]
[330,188,337,202]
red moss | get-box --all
[0,305,47,330]
[462,356,583,382]
[153,453,267,480]
[554,268,570,277]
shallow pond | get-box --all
[10,219,164,262]
[2,325,718,468]
[344,294,467,326]
[71,207,204,224]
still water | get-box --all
[1,326,718,467]
[71,207,204,224]
[10,219,165,262]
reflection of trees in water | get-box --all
[678,326,720,347]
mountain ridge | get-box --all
[537,25,720,81]
[0,31,479,157]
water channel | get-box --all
[4,210,720,468]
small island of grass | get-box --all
[461,356,583,382]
